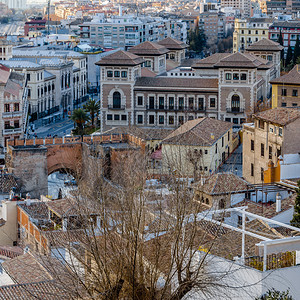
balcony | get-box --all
[2,112,23,118]
[226,108,244,114]
[3,128,22,135]
[108,105,125,110]
[146,105,206,112]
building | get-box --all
[79,15,187,50]
[246,38,283,79]
[269,21,300,54]
[0,39,12,61]
[233,18,273,52]
[242,107,300,184]
[160,117,233,176]
[270,65,300,108]
[0,65,27,147]
[97,39,280,131]
[24,18,46,36]
[221,0,251,17]
[199,11,225,47]
[193,173,252,208]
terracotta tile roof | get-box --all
[46,199,77,217]
[157,37,187,50]
[141,67,157,77]
[95,50,144,66]
[18,202,49,219]
[161,117,232,146]
[192,53,230,69]
[233,193,296,219]
[215,52,271,69]
[2,253,52,284]
[270,65,300,85]
[198,173,250,195]
[253,107,300,126]
[245,219,283,239]
[134,77,218,90]
[246,38,283,51]
[103,126,173,141]
[128,41,169,56]
[0,64,10,84]
[0,280,70,300]
[0,174,18,193]
[0,246,23,259]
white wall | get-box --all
[281,154,300,180]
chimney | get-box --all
[276,193,282,213]
[25,193,31,206]
[119,5,122,16]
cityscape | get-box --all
[0,0,298,299]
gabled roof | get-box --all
[128,41,169,56]
[270,65,300,85]
[192,53,230,69]
[253,107,300,126]
[162,117,232,146]
[214,52,271,69]
[246,38,284,52]
[95,50,144,66]
[199,173,250,195]
[157,37,187,50]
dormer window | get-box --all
[114,71,120,77]
[107,71,113,78]
[225,73,231,80]
[241,73,247,81]
[233,73,239,80]
[121,71,127,78]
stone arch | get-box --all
[231,94,240,112]
[226,90,244,112]
[108,88,126,108]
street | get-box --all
[32,117,75,138]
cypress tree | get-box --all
[277,30,284,61]
[285,45,293,67]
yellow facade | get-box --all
[233,18,270,53]
[271,83,300,108]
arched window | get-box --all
[113,92,121,109]
[219,199,226,209]
[231,94,240,112]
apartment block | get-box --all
[233,18,272,52]
[221,0,251,17]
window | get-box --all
[210,98,216,108]
[261,168,264,181]
[241,73,247,81]
[14,120,19,128]
[114,71,120,77]
[149,96,155,109]
[149,115,155,124]
[293,89,298,97]
[277,147,281,157]
[178,97,184,110]
[267,55,273,61]
[188,116,194,120]
[137,96,143,106]
[114,114,120,121]
[188,97,194,109]
[169,116,174,125]
[4,104,9,112]
[251,163,254,177]
[159,97,164,109]
[219,199,225,209]
[269,146,272,159]
[4,121,9,129]
[107,114,112,120]
[27,89,31,98]
[137,115,143,124]
[121,71,127,78]
[225,117,231,122]
[107,71,113,78]
[251,140,254,151]
[259,120,264,129]
[222,137,224,147]
[261,143,264,157]
[281,88,287,96]
[113,92,121,109]
[26,73,30,82]
[205,150,208,154]
[231,94,240,112]
[14,103,19,111]
[215,144,217,154]
[121,115,127,121]
[178,116,184,125]
[169,97,174,109]
[233,118,238,124]
[281,102,287,107]
[292,103,298,107]
[279,128,283,136]
[144,60,151,67]
[233,73,239,80]
[159,115,164,124]
[225,73,232,80]
[198,98,204,110]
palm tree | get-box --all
[71,109,89,134]
[84,99,100,127]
